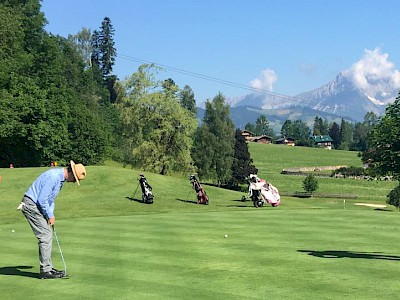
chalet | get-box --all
[311,135,334,149]
[275,137,295,146]
[248,135,273,144]
[239,130,272,144]
[240,130,255,141]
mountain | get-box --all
[224,72,399,125]
[295,73,396,121]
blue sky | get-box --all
[41,0,400,104]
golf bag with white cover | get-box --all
[189,175,209,205]
[247,174,281,208]
[139,174,154,204]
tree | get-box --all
[178,85,197,114]
[387,184,400,209]
[192,93,235,184]
[328,122,341,149]
[90,30,101,69]
[99,17,116,77]
[339,118,354,150]
[313,116,328,136]
[350,122,368,151]
[119,64,197,175]
[230,129,258,186]
[68,27,93,68]
[303,174,319,194]
[254,114,274,137]
[0,1,117,166]
[282,119,311,146]
[362,93,400,179]
[244,123,256,134]
[281,120,293,138]
[292,120,312,146]
[162,78,179,100]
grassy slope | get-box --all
[1,145,399,299]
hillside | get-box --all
[1,145,395,225]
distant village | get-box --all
[240,130,334,150]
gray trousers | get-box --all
[20,196,53,273]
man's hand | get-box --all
[48,217,55,225]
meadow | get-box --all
[1,144,399,299]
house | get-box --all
[311,135,334,149]
[240,130,272,144]
[275,137,295,146]
[240,130,255,141]
[247,135,273,144]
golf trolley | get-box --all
[189,175,209,205]
[245,174,281,208]
[134,174,154,204]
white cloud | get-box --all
[250,68,277,92]
[342,48,400,97]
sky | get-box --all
[41,0,400,105]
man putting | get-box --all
[18,160,86,279]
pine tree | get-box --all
[231,129,258,186]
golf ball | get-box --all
[224,234,228,238]
[12,230,15,233]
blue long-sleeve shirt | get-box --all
[25,168,65,219]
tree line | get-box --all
[244,113,379,151]
[1,1,399,198]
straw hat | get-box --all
[70,160,86,185]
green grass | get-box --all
[1,145,399,299]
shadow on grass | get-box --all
[126,196,142,203]
[298,250,400,261]
[227,199,252,208]
[374,208,393,212]
[175,198,198,205]
[0,266,38,278]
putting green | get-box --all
[1,209,400,299]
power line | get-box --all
[118,53,307,103]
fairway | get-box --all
[1,209,400,299]
[1,145,400,299]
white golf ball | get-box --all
[12,230,15,233]
[224,234,228,238]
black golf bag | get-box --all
[189,175,209,205]
[139,174,154,204]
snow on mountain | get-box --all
[226,48,400,122]
[227,72,398,122]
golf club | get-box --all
[52,225,69,278]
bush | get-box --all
[387,184,400,208]
[303,174,319,194]
[331,166,365,177]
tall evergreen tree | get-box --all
[328,122,341,149]
[231,129,258,186]
[99,17,116,77]
[192,93,235,184]
[339,118,354,150]
[179,85,197,114]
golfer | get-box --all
[18,160,86,279]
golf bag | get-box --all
[139,174,154,204]
[189,175,209,205]
[247,174,280,208]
